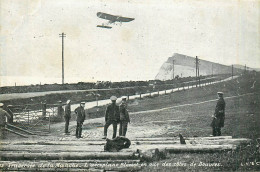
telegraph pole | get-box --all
[195,56,200,87]
[232,64,234,78]
[195,56,198,87]
[244,64,246,74]
[212,64,213,77]
[172,60,175,80]
[195,56,197,87]
[59,32,66,84]
[198,59,200,86]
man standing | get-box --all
[119,96,130,137]
[0,103,11,139]
[75,102,86,138]
[103,96,120,139]
[64,100,71,134]
[211,92,226,136]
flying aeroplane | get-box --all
[97,12,135,29]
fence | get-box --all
[134,76,223,99]
[6,102,66,133]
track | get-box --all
[131,92,256,115]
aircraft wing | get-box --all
[116,16,135,22]
[97,12,117,22]
[97,12,134,23]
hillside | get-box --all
[233,64,260,71]
[155,53,244,80]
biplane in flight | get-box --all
[97,12,134,29]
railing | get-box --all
[6,102,66,133]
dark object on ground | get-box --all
[104,136,131,152]
[179,134,186,144]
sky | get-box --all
[0,0,259,86]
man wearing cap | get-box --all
[103,96,120,139]
[64,100,71,134]
[0,103,11,139]
[119,96,130,137]
[75,102,86,138]
[211,92,226,136]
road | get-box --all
[0,76,219,101]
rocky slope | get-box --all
[155,53,244,80]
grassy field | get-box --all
[123,72,259,171]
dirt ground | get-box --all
[2,73,260,171]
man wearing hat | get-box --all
[211,92,226,136]
[119,96,130,137]
[0,103,11,139]
[64,100,71,134]
[103,96,120,139]
[75,102,86,138]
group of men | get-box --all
[63,100,86,138]
[63,95,130,139]
[103,96,130,139]
[66,92,225,139]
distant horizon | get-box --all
[0,60,256,87]
[0,56,258,87]
[1,56,257,87]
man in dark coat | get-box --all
[211,92,226,136]
[103,96,120,139]
[119,96,130,137]
[64,100,71,134]
[75,102,85,138]
[0,103,11,139]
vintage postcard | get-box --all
[0,0,259,171]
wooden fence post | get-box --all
[42,102,46,118]
[57,101,63,117]
[48,112,51,132]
